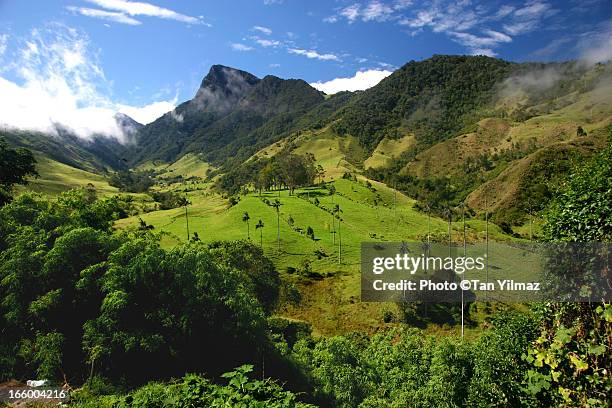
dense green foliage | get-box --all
[70,365,315,408]
[218,152,318,195]
[289,312,539,407]
[0,190,279,386]
[0,137,38,205]
[542,140,612,242]
[523,140,612,407]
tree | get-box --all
[272,199,282,252]
[316,164,325,185]
[178,196,191,241]
[255,219,265,248]
[306,226,314,240]
[333,204,343,263]
[0,138,37,206]
[242,211,251,240]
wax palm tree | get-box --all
[178,196,191,241]
[242,211,251,240]
[333,204,343,263]
[272,199,282,251]
[255,219,264,248]
[329,185,337,244]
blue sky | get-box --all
[0,0,610,137]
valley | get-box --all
[2,54,611,407]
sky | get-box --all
[0,0,611,139]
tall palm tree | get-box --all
[333,204,343,263]
[272,199,282,251]
[178,196,191,241]
[329,184,337,244]
[242,211,251,240]
[255,219,264,248]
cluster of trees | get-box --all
[218,152,322,195]
[70,365,315,407]
[254,153,321,195]
[150,190,187,210]
[0,189,285,388]
[288,312,539,407]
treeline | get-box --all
[217,152,322,195]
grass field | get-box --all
[115,175,514,336]
[18,154,119,196]
[364,133,415,169]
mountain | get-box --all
[114,112,144,142]
[331,55,514,149]
[130,65,327,166]
[4,55,611,227]
[130,65,260,164]
[0,113,142,173]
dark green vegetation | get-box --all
[0,138,37,205]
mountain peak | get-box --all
[192,65,260,114]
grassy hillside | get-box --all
[115,176,512,335]
[364,133,415,169]
[19,153,119,195]
[390,65,612,224]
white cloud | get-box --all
[400,10,435,28]
[470,48,497,57]
[492,5,515,20]
[263,0,283,4]
[253,25,272,35]
[451,30,512,50]
[502,1,556,35]
[323,15,338,23]
[0,24,174,141]
[340,4,361,23]
[288,48,340,61]
[82,0,205,25]
[117,99,175,124]
[577,18,612,64]
[513,1,551,19]
[67,6,142,25]
[397,1,562,55]
[310,69,393,94]
[254,38,280,47]
[333,0,409,23]
[0,34,8,56]
[502,20,538,35]
[361,1,394,22]
[230,42,253,51]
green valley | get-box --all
[2,54,611,408]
